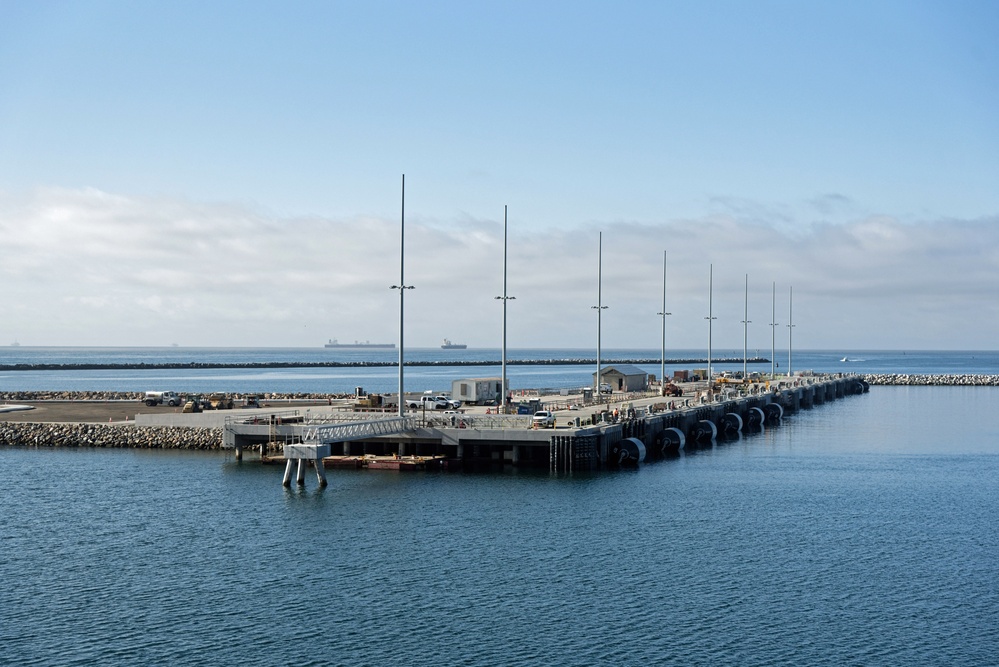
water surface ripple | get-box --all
[2,386,998,665]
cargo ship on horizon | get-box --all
[441,338,467,350]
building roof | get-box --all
[593,364,647,377]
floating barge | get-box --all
[263,454,445,470]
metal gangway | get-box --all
[281,414,418,488]
[301,415,417,445]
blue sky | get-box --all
[1,1,998,350]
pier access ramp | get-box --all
[223,412,417,450]
[302,415,417,445]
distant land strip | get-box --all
[0,357,770,372]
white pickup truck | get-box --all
[532,410,556,428]
[407,395,461,410]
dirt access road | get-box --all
[0,400,333,424]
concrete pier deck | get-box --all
[1,375,869,467]
[217,374,868,470]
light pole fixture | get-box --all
[494,205,515,412]
[592,232,608,395]
[742,273,751,380]
[705,263,717,384]
[787,285,795,378]
[390,174,414,417]
[657,250,671,390]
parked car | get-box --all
[532,410,556,428]
[599,383,613,394]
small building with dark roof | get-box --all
[592,364,648,392]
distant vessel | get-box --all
[441,338,467,350]
[840,357,849,362]
[325,339,395,349]
[10,340,19,347]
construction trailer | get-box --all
[451,377,509,405]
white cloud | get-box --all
[1,187,997,350]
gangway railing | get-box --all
[302,416,417,444]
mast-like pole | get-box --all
[706,264,716,384]
[398,175,405,416]
[658,250,670,389]
[742,273,750,380]
[770,281,777,377]
[787,285,795,378]
[592,232,607,395]
[390,174,414,417]
[495,206,515,411]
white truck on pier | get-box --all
[142,391,183,407]
[407,395,461,410]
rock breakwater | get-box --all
[862,374,999,386]
[1,391,141,402]
[0,357,769,372]
[0,423,222,449]
[0,390,356,402]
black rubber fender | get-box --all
[745,407,765,429]
[689,419,717,444]
[763,402,783,422]
[661,427,685,454]
[609,437,646,466]
[719,412,743,437]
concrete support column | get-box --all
[512,445,520,465]
[282,459,294,487]
[316,459,328,487]
[296,459,306,485]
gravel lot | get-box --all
[0,400,331,424]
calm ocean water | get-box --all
[2,349,998,665]
[2,384,998,665]
[3,347,998,394]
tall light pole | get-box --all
[705,264,717,384]
[390,174,414,417]
[787,285,795,378]
[742,273,751,380]
[494,205,515,412]
[769,281,778,378]
[657,250,671,390]
[592,232,608,395]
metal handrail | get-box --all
[303,416,417,444]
